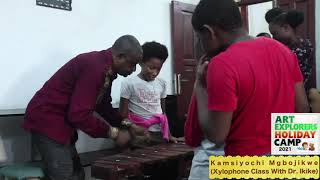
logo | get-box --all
[271,113,319,155]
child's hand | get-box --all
[169,136,185,143]
[129,124,148,136]
[195,54,210,88]
[176,137,185,142]
[115,130,131,148]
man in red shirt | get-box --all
[191,0,309,156]
[23,35,143,180]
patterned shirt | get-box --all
[291,38,314,91]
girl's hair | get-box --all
[265,8,304,29]
[142,41,168,63]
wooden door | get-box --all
[171,1,196,123]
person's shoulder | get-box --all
[156,77,166,83]
[302,38,311,45]
[155,77,166,86]
[75,50,103,59]
[76,50,110,63]
[72,50,102,65]
[254,37,285,49]
[65,51,107,73]
[210,53,232,70]
[301,39,313,49]
[258,37,293,55]
[123,74,137,82]
[212,38,269,60]
[257,38,298,63]
[211,38,287,68]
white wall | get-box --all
[316,0,320,88]
[248,1,273,37]
[0,0,200,113]
[0,0,200,166]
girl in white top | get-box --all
[119,41,183,145]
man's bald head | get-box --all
[112,35,142,57]
[111,35,143,77]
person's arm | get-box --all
[119,79,149,136]
[303,40,314,86]
[160,84,179,142]
[67,63,113,138]
[119,79,132,120]
[119,97,130,119]
[194,80,232,145]
[96,92,123,127]
[195,59,234,145]
[161,98,179,142]
[160,79,167,114]
[295,82,309,112]
[67,59,131,147]
[96,79,131,127]
[292,54,310,113]
[160,98,166,115]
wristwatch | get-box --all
[121,119,133,128]
[109,127,119,139]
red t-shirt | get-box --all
[207,38,303,156]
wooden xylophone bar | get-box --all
[91,143,194,180]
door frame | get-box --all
[237,0,274,32]
[171,0,196,96]
[171,1,196,121]
[237,0,273,6]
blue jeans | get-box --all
[188,139,225,180]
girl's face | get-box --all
[140,58,163,81]
[269,23,294,46]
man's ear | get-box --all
[203,24,216,40]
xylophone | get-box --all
[91,143,194,180]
